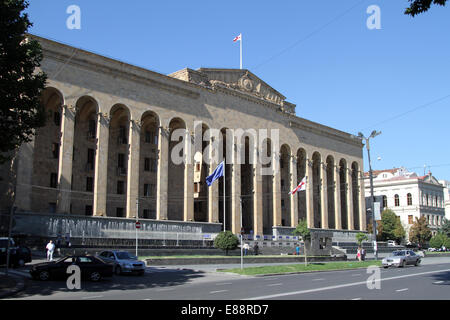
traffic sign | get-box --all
[135,221,141,229]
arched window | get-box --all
[382,195,387,208]
[407,193,412,206]
[394,194,400,207]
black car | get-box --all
[11,246,32,267]
[30,255,113,282]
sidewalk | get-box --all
[0,271,26,299]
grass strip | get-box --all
[218,260,383,276]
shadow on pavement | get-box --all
[430,271,450,285]
[14,266,207,298]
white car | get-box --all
[382,250,421,268]
[387,240,396,247]
[97,250,146,275]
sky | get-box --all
[25,0,450,181]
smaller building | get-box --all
[364,167,446,239]
[438,180,450,221]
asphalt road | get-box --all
[5,257,450,301]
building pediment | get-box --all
[168,68,295,113]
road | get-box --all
[4,257,450,300]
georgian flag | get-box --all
[289,177,306,195]
[233,34,242,42]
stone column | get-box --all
[347,167,354,230]
[184,129,194,222]
[208,135,219,223]
[253,146,264,237]
[14,140,35,211]
[290,155,299,227]
[272,150,282,228]
[126,119,140,218]
[57,104,75,214]
[156,125,169,220]
[231,139,241,234]
[334,165,342,230]
[320,161,329,229]
[306,157,314,228]
[93,112,109,217]
[359,170,367,231]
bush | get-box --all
[429,233,448,249]
[214,231,239,255]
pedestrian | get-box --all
[56,235,62,257]
[295,244,300,256]
[253,243,259,256]
[356,246,362,262]
[46,240,55,262]
[243,243,249,256]
[361,248,366,261]
[65,233,71,248]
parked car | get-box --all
[382,250,421,268]
[11,246,32,267]
[387,240,397,247]
[97,250,146,275]
[30,255,113,281]
[0,237,31,267]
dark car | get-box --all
[0,238,31,268]
[11,246,32,267]
[30,255,113,282]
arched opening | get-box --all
[339,159,348,229]
[326,156,335,229]
[218,128,232,231]
[194,123,210,222]
[241,136,254,234]
[167,118,186,221]
[32,87,64,213]
[262,138,273,235]
[139,111,160,220]
[280,144,291,227]
[297,148,307,222]
[72,96,99,216]
[106,104,130,217]
[312,152,322,228]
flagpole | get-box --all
[240,33,243,69]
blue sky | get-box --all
[26,0,450,180]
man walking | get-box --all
[46,240,55,261]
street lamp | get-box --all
[358,130,381,260]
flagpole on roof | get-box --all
[240,33,243,69]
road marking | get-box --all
[216,282,233,286]
[82,295,103,300]
[210,290,228,294]
[433,281,444,284]
[396,288,408,292]
[351,297,362,300]
[351,274,362,277]
[263,277,279,281]
[267,283,283,287]
[312,278,325,281]
[156,288,175,291]
[246,268,450,300]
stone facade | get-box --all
[1,35,367,239]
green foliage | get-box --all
[429,233,447,248]
[409,216,432,246]
[405,0,447,16]
[213,231,239,255]
[0,0,47,163]
[355,232,369,246]
[292,219,310,240]
[378,209,405,243]
[439,218,450,237]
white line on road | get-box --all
[210,290,228,294]
[433,281,444,284]
[351,298,362,300]
[396,288,409,292]
[351,274,362,277]
[267,283,283,287]
[82,295,104,300]
[246,268,450,300]
[156,288,175,291]
[216,282,233,286]
[312,278,325,281]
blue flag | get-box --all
[206,161,224,187]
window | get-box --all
[52,143,59,159]
[50,173,58,188]
[117,181,125,195]
[394,194,400,207]
[53,111,61,126]
[408,215,413,224]
[88,119,96,138]
[143,209,150,219]
[281,199,285,209]
[151,158,158,172]
[118,153,125,168]
[85,205,93,216]
[194,182,200,193]
[49,202,56,213]
[86,177,94,192]
[407,193,412,206]
[144,158,150,172]
[145,130,158,144]
[144,183,150,197]
[119,126,127,144]
[87,148,95,170]
[116,207,124,217]
[382,195,387,208]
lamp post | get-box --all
[358,130,381,260]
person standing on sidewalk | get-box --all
[46,240,55,262]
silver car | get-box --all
[382,250,421,268]
[97,250,146,275]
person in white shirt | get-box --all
[46,240,55,261]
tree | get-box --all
[405,0,447,17]
[293,219,311,266]
[213,231,239,256]
[409,216,432,247]
[439,218,450,237]
[378,209,406,244]
[355,232,369,247]
[429,232,447,249]
[0,0,47,164]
